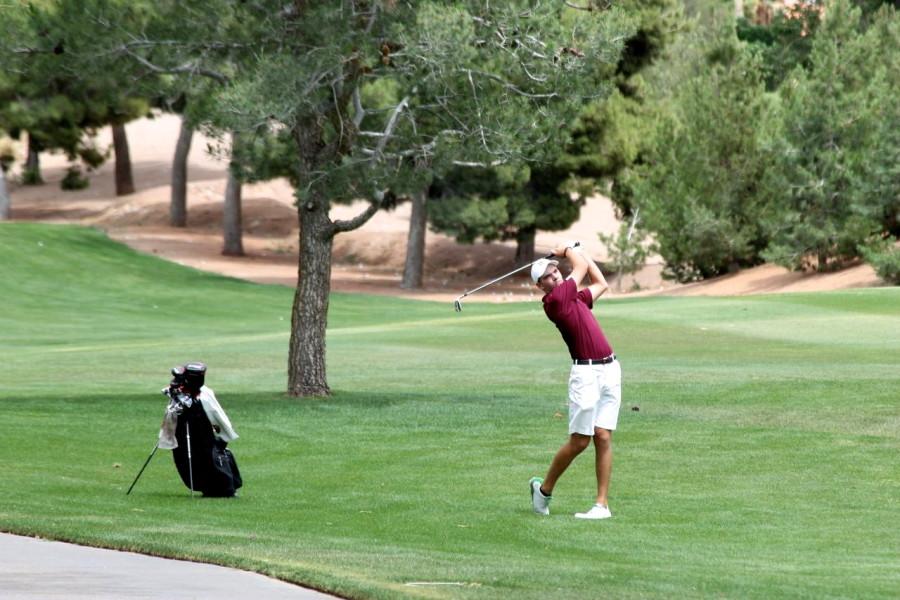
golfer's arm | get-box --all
[565,247,589,286]
[584,253,609,300]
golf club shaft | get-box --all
[186,422,194,498]
[458,256,550,299]
[126,443,159,495]
[457,242,580,301]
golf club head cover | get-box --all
[182,362,207,393]
[170,365,186,386]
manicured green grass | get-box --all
[1,222,898,599]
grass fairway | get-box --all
[1,222,898,599]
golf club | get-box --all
[453,242,580,312]
[126,442,160,495]
[186,422,195,498]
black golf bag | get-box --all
[172,400,242,497]
[165,363,242,498]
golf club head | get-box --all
[453,299,463,312]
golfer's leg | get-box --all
[593,427,612,506]
[542,433,591,494]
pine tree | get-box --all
[763,0,900,270]
[621,27,776,281]
[38,0,633,396]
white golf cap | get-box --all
[531,258,559,284]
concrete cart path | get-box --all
[0,533,340,599]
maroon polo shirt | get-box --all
[542,278,613,360]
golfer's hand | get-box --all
[552,240,580,257]
[552,242,570,257]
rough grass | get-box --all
[1,223,898,599]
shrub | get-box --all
[60,166,90,191]
[21,168,43,185]
[598,211,655,292]
[860,238,900,285]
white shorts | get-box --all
[568,361,622,435]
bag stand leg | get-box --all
[126,443,159,496]
[186,422,195,498]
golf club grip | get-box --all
[543,241,580,259]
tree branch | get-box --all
[462,69,559,99]
[329,95,411,235]
[352,85,365,128]
[120,46,229,84]
[452,160,507,167]
[564,1,610,10]
[331,194,383,233]
[373,96,410,159]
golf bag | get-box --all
[162,363,242,498]
[172,400,242,497]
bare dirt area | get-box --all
[4,115,884,302]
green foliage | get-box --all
[21,166,43,185]
[0,1,155,174]
[762,0,900,271]
[597,214,655,290]
[861,237,900,284]
[616,1,899,281]
[736,5,822,90]
[229,129,298,185]
[76,141,108,170]
[854,0,900,22]
[429,164,583,251]
[59,165,89,190]
[562,88,648,181]
[615,0,683,84]
[429,0,681,257]
[622,29,776,282]
[46,0,637,207]
[223,1,631,201]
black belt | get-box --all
[573,354,616,365]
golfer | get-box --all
[529,242,620,520]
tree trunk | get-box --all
[401,189,427,289]
[112,123,136,196]
[222,167,243,256]
[817,250,828,272]
[24,135,42,185]
[514,228,536,266]
[0,167,9,220]
[170,116,193,227]
[288,194,333,397]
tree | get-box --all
[400,188,428,289]
[0,3,151,192]
[222,133,243,256]
[51,0,631,396]
[0,26,18,218]
[423,0,679,280]
[620,28,777,281]
[762,0,900,270]
[170,112,193,227]
[111,122,135,195]
[428,163,587,266]
[597,208,655,291]
[0,140,11,220]
[736,3,822,90]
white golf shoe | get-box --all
[574,504,612,520]
[529,477,551,515]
